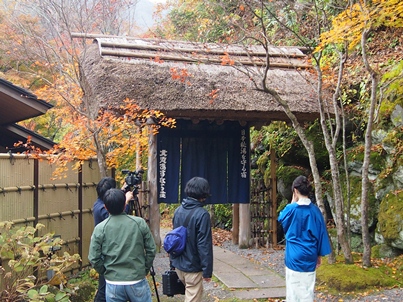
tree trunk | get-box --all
[328,150,353,263]
[266,88,340,262]
[317,88,352,263]
[302,134,338,264]
[314,50,352,264]
[136,126,142,170]
[93,132,108,178]
[264,89,327,215]
[360,28,379,267]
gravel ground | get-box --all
[152,249,237,302]
[152,239,403,301]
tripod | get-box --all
[128,186,143,218]
[128,184,160,302]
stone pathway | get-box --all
[213,245,286,300]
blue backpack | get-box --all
[163,208,197,257]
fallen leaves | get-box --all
[212,228,232,246]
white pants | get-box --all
[286,267,316,302]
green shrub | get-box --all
[213,204,233,229]
[0,221,81,302]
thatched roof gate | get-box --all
[77,34,320,126]
[75,33,324,248]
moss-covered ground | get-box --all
[316,252,403,299]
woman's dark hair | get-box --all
[96,177,116,200]
[292,175,312,196]
[103,188,125,215]
[184,177,210,200]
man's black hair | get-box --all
[103,188,125,215]
[96,177,116,200]
[184,177,210,200]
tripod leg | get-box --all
[135,198,143,217]
[128,199,135,216]
[150,266,160,302]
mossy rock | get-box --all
[369,149,387,171]
[276,165,307,187]
[350,233,364,253]
[372,244,403,259]
[328,230,373,254]
[274,165,308,201]
[317,256,397,293]
[383,128,403,146]
[340,175,378,233]
[378,190,403,242]
[348,149,386,172]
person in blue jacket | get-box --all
[170,176,213,302]
[92,177,133,302]
[278,175,332,302]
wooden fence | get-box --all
[0,153,102,271]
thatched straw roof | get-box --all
[77,34,325,126]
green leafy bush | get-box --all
[213,204,233,229]
[0,221,81,302]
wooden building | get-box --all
[0,78,55,152]
[76,34,325,248]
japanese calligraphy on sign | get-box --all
[159,149,168,199]
[240,129,248,179]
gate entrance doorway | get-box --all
[250,150,278,248]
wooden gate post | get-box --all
[34,159,39,226]
[270,146,277,246]
[148,126,161,250]
[232,203,239,244]
[239,203,251,248]
[78,165,83,264]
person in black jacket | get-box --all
[171,176,213,302]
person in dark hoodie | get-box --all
[170,176,213,302]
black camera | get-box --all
[121,169,145,217]
[122,169,144,189]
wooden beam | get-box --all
[98,41,306,59]
[71,32,307,58]
[100,49,311,69]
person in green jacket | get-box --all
[89,188,156,302]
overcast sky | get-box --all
[134,0,166,33]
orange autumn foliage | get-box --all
[47,97,175,179]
